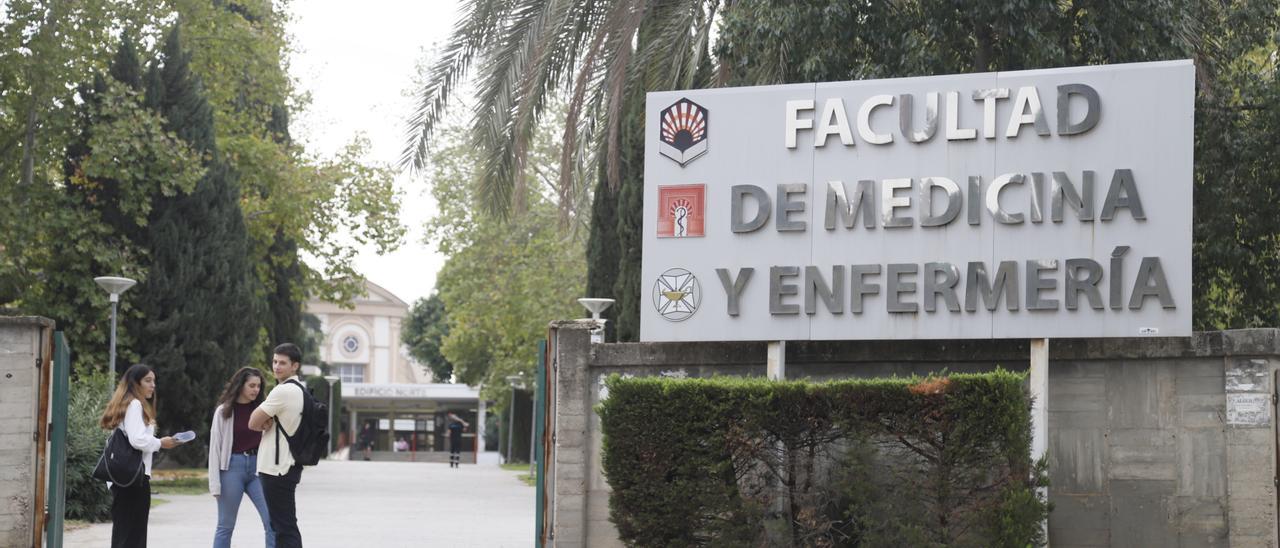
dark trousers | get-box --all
[450,434,463,466]
[260,464,303,548]
[111,475,150,548]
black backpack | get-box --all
[92,428,144,486]
[274,379,330,466]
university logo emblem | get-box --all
[659,98,708,166]
[653,268,701,322]
[656,184,705,238]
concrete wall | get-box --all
[544,321,1280,547]
[0,317,53,547]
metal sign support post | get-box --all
[767,341,786,380]
[765,340,788,545]
[1029,338,1050,545]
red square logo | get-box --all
[657,184,705,238]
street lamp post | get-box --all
[324,375,339,454]
[94,276,137,375]
[577,298,614,343]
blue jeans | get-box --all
[214,453,274,548]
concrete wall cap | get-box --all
[581,328,1280,366]
[0,315,54,328]
[549,319,601,330]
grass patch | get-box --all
[500,463,536,487]
[150,498,169,508]
[150,468,209,495]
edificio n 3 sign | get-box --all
[641,60,1193,342]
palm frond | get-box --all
[402,0,511,171]
[409,0,729,220]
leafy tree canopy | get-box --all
[403,293,454,383]
[1,0,406,372]
[415,0,1280,333]
[424,112,587,394]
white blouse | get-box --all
[120,399,162,476]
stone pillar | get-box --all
[0,317,53,547]
[547,320,595,547]
[1223,355,1278,547]
[348,408,357,451]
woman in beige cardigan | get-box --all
[208,367,274,548]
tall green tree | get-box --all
[406,1,718,341]
[37,32,205,371]
[173,0,405,319]
[2,1,405,384]
[584,166,619,341]
[417,0,1280,334]
[424,117,586,393]
[611,98,645,342]
[0,1,167,360]
[403,0,721,218]
[130,26,259,463]
[403,293,454,382]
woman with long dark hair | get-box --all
[208,366,274,547]
[99,363,177,548]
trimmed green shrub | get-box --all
[66,370,115,521]
[598,371,1048,547]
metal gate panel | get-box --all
[44,332,69,548]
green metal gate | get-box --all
[534,339,547,547]
[45,332,70,547]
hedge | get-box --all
[598,371,1048,547]
[66,370,115,521]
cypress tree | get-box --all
[109,32,143,91]
[584,163,619,342]
[613,99,646,342]
[262,104,304,356]
[131,26,258,464]
[265,229,303,355]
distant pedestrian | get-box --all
[358,422,375,460]
[446,412,470,468]
[249,343,307,548]
[209,366,274,548]
[99,363,178,548]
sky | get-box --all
[286,0,461,305]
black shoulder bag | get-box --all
[92,428,145,486]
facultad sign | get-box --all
[641,60,1193,342]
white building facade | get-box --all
[306,280,485,461]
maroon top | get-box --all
[231,401,261,454]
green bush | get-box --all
[598,371,1048,547]
[65,370,115,522]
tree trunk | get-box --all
[19,98,37,187]
[975,25,994,72]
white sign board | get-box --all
[642,61,1193,342]
[1226,394,1271,427]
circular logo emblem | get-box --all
[342,335,360,354]
[652,268,701,322]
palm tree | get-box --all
[402,0,725,219]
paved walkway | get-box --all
[63,459,534,547]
